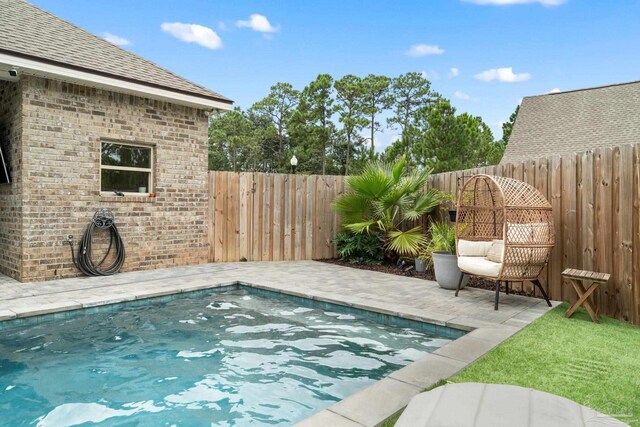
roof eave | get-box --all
[0,51,233,112]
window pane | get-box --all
[101,169,150,193]
[101,143,151,168]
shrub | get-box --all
[334,231,385,264]
[333,155,443,257]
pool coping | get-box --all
[0,269,554,427]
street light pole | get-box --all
[290,155,298,174]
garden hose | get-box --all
[67,208,125,276]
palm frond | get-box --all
[346,165,394,198]
[344,220,377,234]
[333,193,372,224]
[386,226,428,256]
[392,155,406,183]
[403,190,442,220]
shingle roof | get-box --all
[501,80,640,164]
[0,0,232,104]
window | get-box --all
[100,142,153,194]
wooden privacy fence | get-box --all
[428,144,640,325]
[208,171,346,263]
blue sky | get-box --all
[32,0,640,150]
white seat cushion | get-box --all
[457,239,493,257]
[458,256,502,278]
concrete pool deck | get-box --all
[0,261,556,426]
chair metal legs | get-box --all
[457,276,549,311]
[455,273,466,297]
[532,279,552,307]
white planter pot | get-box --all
[432,251,468,290]
[414,258,427,272]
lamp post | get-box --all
[290,155,298,174]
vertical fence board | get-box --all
[254,173,263,261]
[616,146,634,322]
[562,155,578,303]
[262,174,273,261]
[548,156,563,301]
[271,175,281,261]
[213,171,226,262]
[239,173,248,261]
[283,175,292,261]
[535,158,550,295]
[579,151,595,274]
[229,173,240,262]
[294,175,303,260]
[594,148,612,314]
[633,145,640,324]
[306,176,315,259]
[207,172,216,262]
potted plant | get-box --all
[414,243,429,272]
[439,192,457,223]
[428,222,468,290]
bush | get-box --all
[334,231,385,265]
[333,155,442,258]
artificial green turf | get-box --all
[383,304,640,426]
[452,304,640,426]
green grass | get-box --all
[383,304,640,426]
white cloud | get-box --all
[218,21,228,31]
[498,120,506,127]
[374,132,401,153]
[474,67,531,82]
[103,32,130,46]
[454,91,471,100]
[548,87,561,93]
[449,67,460,77]
[463,0,566,6]
[161,22,222,49]
[421,70,440,80]
[405,44,445,57]
[454,91,478,101]
[236,14,279,33]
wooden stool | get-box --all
[562,268,610,323]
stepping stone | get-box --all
[396,383,630,427]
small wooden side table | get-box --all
[562,268,610,323]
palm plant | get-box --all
[333,155,442,257]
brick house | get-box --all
[0,0,232,281]
[502,80,640,163]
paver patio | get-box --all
[0,261,556,426]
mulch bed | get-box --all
[319,258,542,299]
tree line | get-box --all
[209,71,518,175]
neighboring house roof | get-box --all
[501,80,640,164]
[0,0,232,110]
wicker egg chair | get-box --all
[454,174,555,310]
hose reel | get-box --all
[67,208,125,276]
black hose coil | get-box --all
[67,209,125,276]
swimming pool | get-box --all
[0,286,464,426]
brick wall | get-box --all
[19,75,210,282]
[0,80,23,280]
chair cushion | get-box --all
[458,256,501,278]
[457,239,493,257]
[485,239,504,263]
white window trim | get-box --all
[100,141,154,196]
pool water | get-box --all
[0,288,456,426]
